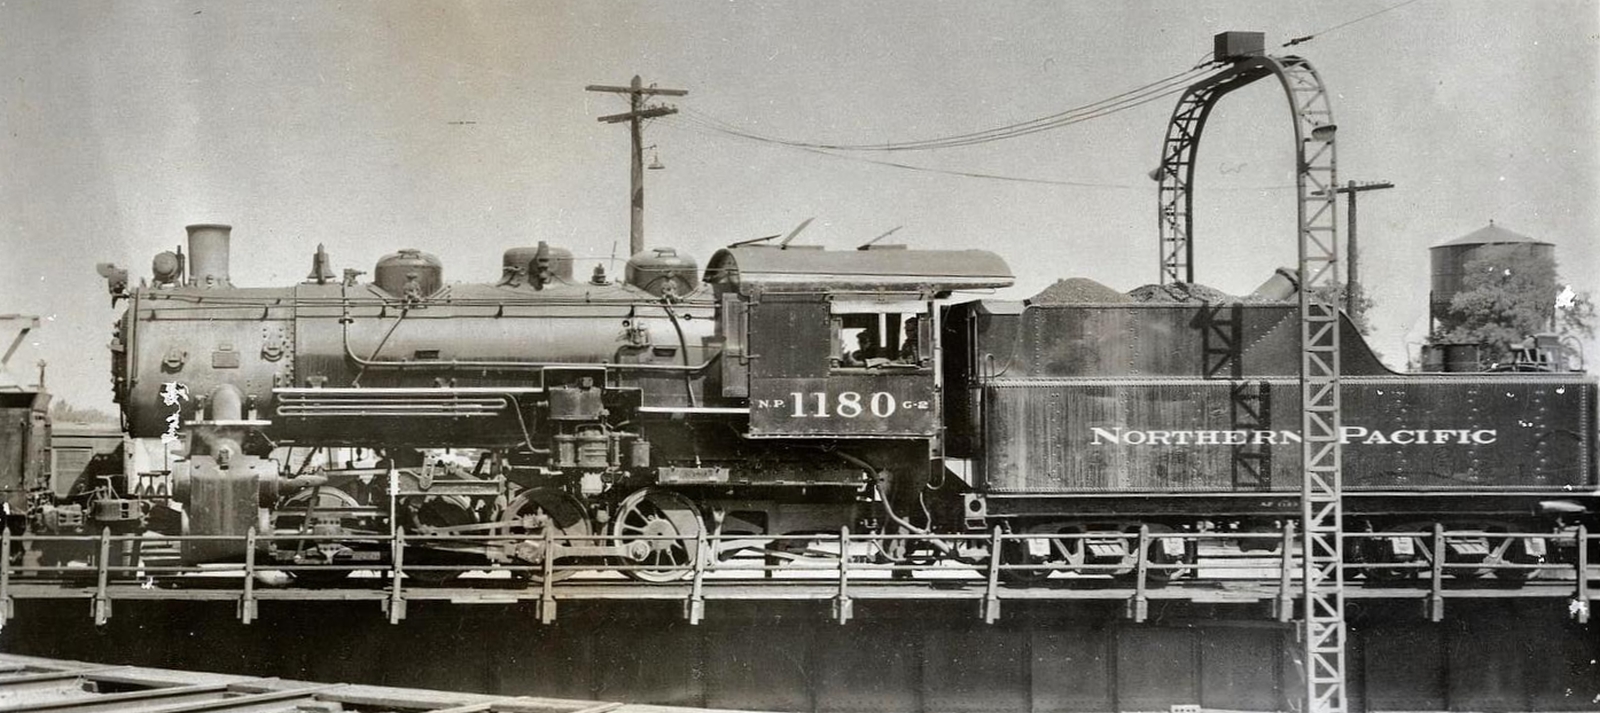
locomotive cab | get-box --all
[704,245,1012,439]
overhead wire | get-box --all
[666,70,1210,187]
[668,81,1305,190]
[1282,0,1427,47]
[662,117,1136,188]
[678,63,1214,153]
[664,54,1221,186]
[679,0,1427,154]
[665,0,1426,187]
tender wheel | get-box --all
[610,488,702,583]
[498,488,591,583]
[1354,522,1427,581]
[997,537,1053,584]
[995,524,1064,585]
[1486,529,1543,582]
[1359,522,1514,581]
[1146,526,1197,583]
[1111,525,1193,584]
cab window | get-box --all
[830,302,928,370]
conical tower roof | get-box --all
[1431,221,1552,249]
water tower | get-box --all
[1430,221,1554,330]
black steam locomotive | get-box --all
[49,224,1595,582]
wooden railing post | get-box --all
[1574,524,1591,624]
[983,527,1003,624]
[239,528,258,624]
[387,527,406,624]
[833,527,852,624]
[92,528,112,625]
[1276,520,1296,622]
[1427,524,1445,622]
[686,525,708,624]
[1127,527,1150,623]
[0,526,13,623]
[539,521,557,624]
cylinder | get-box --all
[186,224,233,288]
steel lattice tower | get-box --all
[1155,40,1345,713]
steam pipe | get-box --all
[660,301,698,407]
[832,450,956,557]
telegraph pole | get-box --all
[586,76,686,257]
[1335,180,1394,321]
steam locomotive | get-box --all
[43,224,1595,582]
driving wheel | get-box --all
[610,488,703,583]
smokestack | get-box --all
[186,224,232,288]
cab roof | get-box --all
[705,245,1014,294]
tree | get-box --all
[1433,244,1593,361]
[1310,282,1375,336]
[49,398,117,425]
[1555,285,1596,341]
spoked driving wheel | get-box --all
[402,494,482,586]
[498,488,591,583]
[610,488,703,583]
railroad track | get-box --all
[0,654,768,713]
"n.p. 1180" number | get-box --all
[787,391,930,418]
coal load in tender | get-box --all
[1126,282,1286,303]
[1028,277,1134,304]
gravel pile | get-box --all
[1029,277,1134,304]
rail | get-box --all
[0,653,751,713]
[0,525,1592,626]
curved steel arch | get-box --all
[1155,55,1347,713]
[1156,55,1339,287]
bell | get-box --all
[305,243,335,284]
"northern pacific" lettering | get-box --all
[1088,427,1497,446]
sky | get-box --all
[2,1,1596,411]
